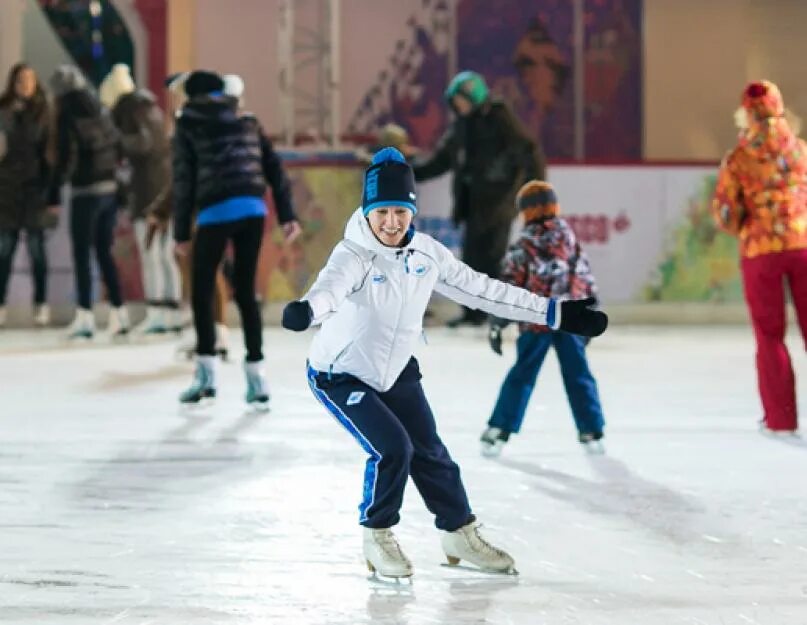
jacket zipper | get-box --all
[382,251,409,387]
[328,341,353,380]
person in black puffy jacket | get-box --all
[172,70,300,409]
[47,65,129,340]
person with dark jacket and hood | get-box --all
[413,71,545,327]
[173,70,300,409]
[100,64,182,335]
[0,63,53,328]
[47,64,129,339]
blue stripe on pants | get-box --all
[307,366,381,523]
[307,359,473,530]
[488,331,604,436]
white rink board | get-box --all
[417,165,718,303]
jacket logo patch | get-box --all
[372,274,387,284]
[413,264,430,276]
[346,391,365,406]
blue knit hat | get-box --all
[362,147,417,216]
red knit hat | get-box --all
[742,80,784,121]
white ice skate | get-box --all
[441,521,517,574]
[244,361,270,411]
[66,308,95,340]
[133,306,166,335]
[759,423,800,440]
[179,355,217,406]
[106,306,131,340]
[33,304,50,327]
[363,527,413,581]
[480,427,509,457]
[578,432,605,455]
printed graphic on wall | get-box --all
[458,0,642,160]
[348,0,642,161]
[644,175,743,303]
[346,0,452,150]
[260,166,364,302]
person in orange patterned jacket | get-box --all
[712,80,807,434]
[480,180,605,456]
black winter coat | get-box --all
[172,95,295,243]
[112,89,171,220]
[412,100,545,233]
[47,88,120,205]
[0,100,51,230]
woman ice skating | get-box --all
[172,70,300,409]
[281,148,607,580]
[712,80,807,434]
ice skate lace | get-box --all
[469,524,509,560]
[376,530,410,564]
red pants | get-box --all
[741,248,807,430]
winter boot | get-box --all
[441,521,516,573]
[363,527,413,579]
[480,427,510,457]
[66,308,95,340]
[179,355,217,405]
[244,360,270,410]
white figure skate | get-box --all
[363,527,413,581]
[441,521,517,574]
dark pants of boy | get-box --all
[0,228,47,305]
[308,357,473,531]
[192,216,264,361]
[71,194,122,309]
[489,331,604,435]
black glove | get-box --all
[488,316,509,356]
[558,297,608,338]
[281,300,313,332]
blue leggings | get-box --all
[489,331,604,436]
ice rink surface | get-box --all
[1,325,806,624]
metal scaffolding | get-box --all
[277,0,341,148]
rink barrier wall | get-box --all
[3,158,760,328]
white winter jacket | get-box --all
[304,208,560,392]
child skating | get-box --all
[481,180,606,456]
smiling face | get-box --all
[367,206,413,247]
[14,67,37,100]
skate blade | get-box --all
[366,560,413,584]
[245,401,270,414]
[581,440,605,455]
[179,397,216,413]
[480,442,504,458]
[440,561,519,576]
